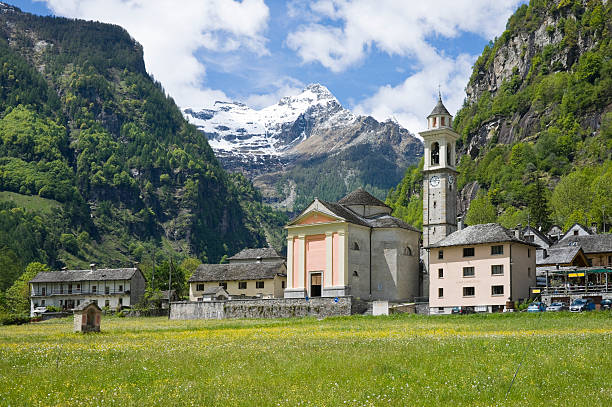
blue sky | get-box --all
[5,0,524,133]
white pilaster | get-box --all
[325,232,333,288]
[297,235,306,289]
[338,231,347,286]
[286,236,294,289]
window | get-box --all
[196,283,204,291]
[59,285,63,294]
[77,284,80,290]
[92,285,97,293]
[463,267,475,277]
[463,247,475,257]
[94,300,99,306]
[41,287,46,296]
[491,285,504,296]
[528,249,531,258]
[528,267,531,277]
[219,282,228,289]
[105,286,110,294]
[526,235,535,243]
[403,246,412,256]
[463,287,475,297]
[41,300,46,306]
[608,256,612,265]
[438,287,444,298]
[441,116,445,126]
[77,300,81,306]
[353,270,359,277]
[282,281,286,289]
[438,307,444,313]
[238,281,247,290]
[118,298,122,306]
[491,245,503,255]
[446,142,451,165]
[573,230,578,235]
[68,284,72,294]
[256,281,264,289]
[105,300,110,307]
[433,201,437,208]
[119,285,123,292]
[352,242,360,250]
[438,250,444,260]
[491,265,504,275]
[431,142,440,165]
[438,268,444,278]
[432,117,437,127]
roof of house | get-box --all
[189,262,286,283]
[522,225,551,246]
[228,247,282,260]
[73,301,101,312]
[202,286,229,296]
[553,234,612,254]
[561,223,592,239]
[428,96,451,117]
[337,188,390,208]
[427,223,539,248]
[537,246,585,266]
[30,268,138,283]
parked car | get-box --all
[601,299,612,310]
[569,298,596,312]
[451,306,475,314]
[546,302,567,312]
[527,302,547,312]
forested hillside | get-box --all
[388,0,611,233]
[0,4,286,299]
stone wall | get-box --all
[170,297,355,320]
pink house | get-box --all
[428,223,537,313]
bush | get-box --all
[0,314,31,325]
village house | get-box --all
[189,248,287,300]
[284,188,421,302]
[428,223,538,314]
[30,266,146,316]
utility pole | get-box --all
[152,245,156,287]
[168,257,173,320]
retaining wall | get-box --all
[170,297,361,320]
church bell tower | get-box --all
[421,93,459,249]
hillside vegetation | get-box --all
[389,0,612,232]
[0,5,286,299]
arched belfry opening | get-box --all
[431,142,440,165]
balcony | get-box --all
[31,289,129,297]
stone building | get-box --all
[428,223,537,313]
[30,266,146,316]
[189,248,287,300]
[284,188,421,302]
[73,301,101,333]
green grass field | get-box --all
[0,313,610,406]
[0,191,61,213]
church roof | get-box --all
[337,188,390,208]
[427,95,451,117]
[428,223,538,248]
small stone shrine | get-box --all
[73,301,101,333]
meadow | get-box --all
[0,312,610,406]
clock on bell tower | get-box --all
[420,92,459,249]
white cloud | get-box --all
[286,0,523,132]
[244,77,305,109]
[38,0,270,107]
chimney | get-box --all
[90,263,96,271]
[457,216,464,231]
[514,224,523,240]
[590,222,598,235]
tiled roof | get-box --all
[553,234,612,254]
[189,262,286,282]
[337,188,390,208]
[428,97,451,117]
[428,223,538,248]
[31,268,138,283]
[537,246,584,266]
[73,301,100,312]
[229,248,282,260]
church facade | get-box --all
[284,189,421,302]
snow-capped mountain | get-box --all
[183,83,423,210]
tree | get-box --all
[527,176,552,231]
[465,190,497,225]
[4,262,49,314]
[180,257,201,288]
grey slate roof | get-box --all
[428,223,539,248]
[228,247,282,260]
[365,215,420,232]
[73,301,101,312]
[522,225,551,247]
[537,246,584,266]
[428,97,451,117]
[337,188,390,208]
[318,200,370,227]
[31,268,137,283]
[553,234,612,254]
[189,262,286,283]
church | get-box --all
[284,189,421,302]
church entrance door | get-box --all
[310,273,322,297]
